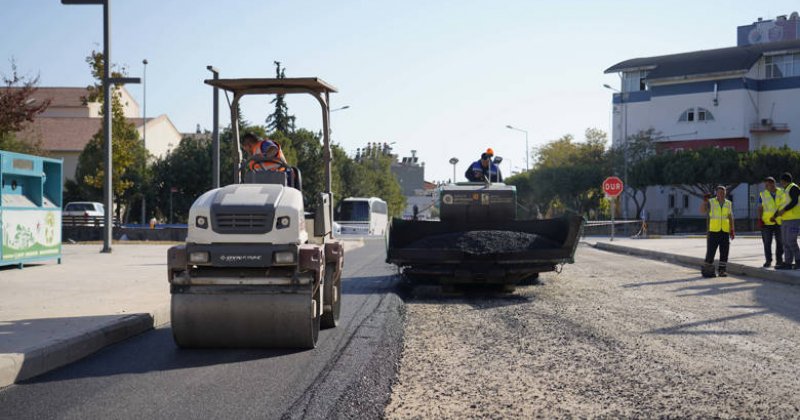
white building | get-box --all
[605,13,800,226]
[14,86,181,183]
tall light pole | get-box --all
[140,58,147,225]
[62,0,140,253]
[207,66,221,189]
[505,125,529,171]
[449,157,459,183]
[604,83,629,220]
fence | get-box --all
[582,219,646,238]
[62,215,121,227]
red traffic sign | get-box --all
[603,176,624,197]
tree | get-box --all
[0,59,51,154]
[67,50,147,220]
[609,129,658,218]
[744,146,800,184]
[265,61,296,134]
[512,128,610,217]
[656,147,744,198]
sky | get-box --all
[2,0,799,182]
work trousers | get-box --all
[781,219,800,265]
[761,224,783,263]
[704,231,730,269]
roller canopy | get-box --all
[204,78,338,95]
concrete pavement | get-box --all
[585,235,800,286]
[0,239,364,389]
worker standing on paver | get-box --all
[700,185,735,278]
[465,148,503,182]
[757,176,785,268]
[773,172,800,269]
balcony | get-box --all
[750,120,790,133]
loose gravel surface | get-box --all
[385,245,800,419]
[407,230,560,255]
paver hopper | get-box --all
[387,182,583,287]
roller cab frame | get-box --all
[168,77,344,349]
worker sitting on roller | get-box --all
[465,148,503,182]
[241,132,289,171]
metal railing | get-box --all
[583,219,647,239]
[62,215,120,227]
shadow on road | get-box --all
[646,310,768,336]
[622,276,704,289]
[625,270,800,335]
[18,327,305,385]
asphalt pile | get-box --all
[407,230,560,255]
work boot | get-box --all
[763,260,772,268]
[775,263,792,270]
[701,263,716,278]
[718,264,728,277]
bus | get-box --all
[334,197,388,236]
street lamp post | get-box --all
[62,0,140,253]
[449,157,459,183]
[505,125,529,171]
[604,83,629,220]
[140,58,147,225]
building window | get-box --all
[765,53,800,79]
[622,70,649,92]
[668,194,676,209]
[697,107,714,121]
[679,107,714,122]
[683,195,689,209]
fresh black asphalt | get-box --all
[0,238,403,420]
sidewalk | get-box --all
[0,240,364,389]
[585,235,800,287]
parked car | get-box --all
[63,202,105,226]
[64,202,104,216]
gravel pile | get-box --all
[385,245,800,418]
[407,230,560,255]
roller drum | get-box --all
[171,286,320,349]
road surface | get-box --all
[0,238,402,420]
[386,245,800,418]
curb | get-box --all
[0,304,169,389]
[590,241,800,287]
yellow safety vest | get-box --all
[708,198,732,233]
[760,188,785,225]
[780,183,800,221]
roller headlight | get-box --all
[273,251,295,264]
[276,216,291,229]
[189,251,209,264]
[195,216,208,229]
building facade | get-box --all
[12,86,181,183]
[605,13,800,224]
[389,150,437,219]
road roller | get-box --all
[167,77,344,348]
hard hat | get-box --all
[485,148,494,156]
